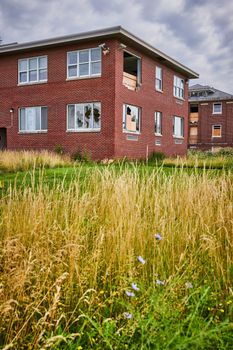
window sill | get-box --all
[174,96,185,101]
[155,89,163,93]
[155,133,162,137]
[66,129,101,133]
[123,130,141,135]
[211,136,222,138]
[18,130,47,134]
[18,81,48,86]
[173,135,184,139]
[66,74,101,81]
[212,113,222,115]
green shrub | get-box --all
[54,144,64,155]
[72,149,92,163]
[148,151,165,163]
[216,147,233,157]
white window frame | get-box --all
[18,106,48,133]
[155,66,163,91]
[18,56,48,85]
[173,116,184,138]
[67,102,101,132]
[212,125,222,138]
[67,47,102,79]
[173,75,184,99]
[155,111,162,135]
[213,102,222,114]
[123,104,141,134]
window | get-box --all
[19,107,48,132]
[123,104,140,133]
[213,102,222,114]
[173,76,184,99]
[67,102,101,131]
[155,111,162,135]
[18,56,47,84]
[212,125,222,138]
[67,48,101,79]
[173,116,184,137]
[123,51,141,90]
[155,67,163,91]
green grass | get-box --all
[0,157,232,349]
[0,162,226,192]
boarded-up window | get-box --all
[212,125,222,137]
[190,126,198,136]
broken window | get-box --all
[67,102,101,131]
[190,105,198,113]
[123,51,141,90]
[123,104,140,133]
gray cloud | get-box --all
[0,0,232,93]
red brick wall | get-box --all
[0,39,117,159]
[114,43,189,159]
[0,38,190,159]
[189,101,233,150]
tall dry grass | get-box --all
[0,150,72,173]
[163,154,233,169]
[0,167,232,348]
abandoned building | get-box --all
[189,84,233,151]
[0,26,198,159]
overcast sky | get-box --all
[0,0,233,93]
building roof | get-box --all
[0,26,199,79]
[189,84,233,102]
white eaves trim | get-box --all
[0,26,199,79]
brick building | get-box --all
[189,84,233,151]
[0,26,198,159]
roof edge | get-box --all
[118,27,199,79]
[0,25,199,79]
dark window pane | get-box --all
[41,107,48,130]
[93,103,101,128]
[68,66,77,77]
[20,109,26,130]
[76,105,84,128]
[35,108,41,130]
[20,72,27,83]
[84,104,92,128]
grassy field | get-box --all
[0,151,233,349]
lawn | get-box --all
[0,151,232,349]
